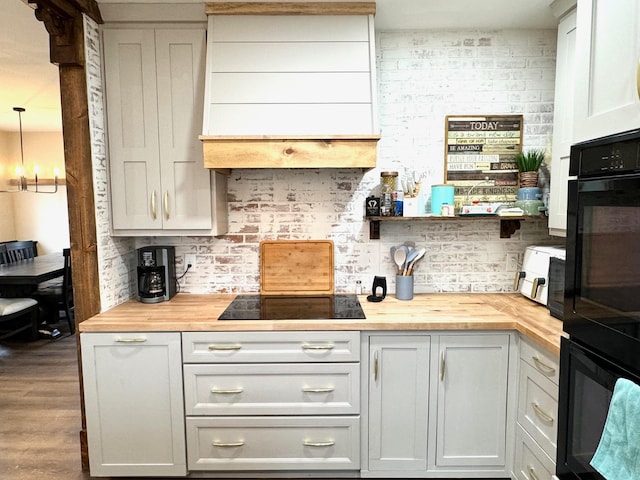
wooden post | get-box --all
[29,0,103,471]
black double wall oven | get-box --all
[557,128,640,479]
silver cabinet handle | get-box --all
[163,191,169,220]
[440,350,446,381]
[208,344,242,351]
[302,343,335,350]
[532,356,556,375]
[302,386,335,393]
[531,277,546,298]
[514,271,525,290]
[212,441,244,448]
[211,387,243,394]
[150,191,157,220]
[373,350,379,382]
[528,466,540,480]
[303,440,335,447]
[115,337,147,343]
[532,402,554,424]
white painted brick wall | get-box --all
[94,27,561,303]
[85,16,136,311]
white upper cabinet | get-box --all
[548,5,577,236]
[203,12,378,136]
[573,0,640,142]
[103,25,227,235]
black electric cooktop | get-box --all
[218,294,366,320]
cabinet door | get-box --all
[155,29,212,230]
[368,335,430,471]
[81,332,186,477]
[573,0,640,142]
[434,334,510,468]
[103,29,162,230]
[548,8,577,236]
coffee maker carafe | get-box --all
[137,246,177,303]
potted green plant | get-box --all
[514,148,545,188]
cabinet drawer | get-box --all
[520,339,559,385]
[184,363,359,415]
[182,331,360,363]
[518,361,558,459]
[186,416,360,471]
[513,424,555,480]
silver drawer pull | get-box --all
[302,386,335,393]
[208,344,242,351]
[212,441,244,448]
[532,356,556,375]
[302,343,335,350]
[532,402,554,424]
[528,465,540,480]
[115,337,147,343]
[303,440,335,447]
[211,387,243,394]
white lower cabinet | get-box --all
[513,337,560,479]
[79,328,541,478]
[432,333,515,474]
[182,331,361,472]
[364,334,430,473]
[186,416,360,471]
[81,332,186,477]
[514,425,556,480]
[362,332,516,478]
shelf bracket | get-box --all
[369,220,380,239]
[500,219,521,238]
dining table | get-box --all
[0,252,65,297]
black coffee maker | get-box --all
[137,246,177,304]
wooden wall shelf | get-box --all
[366,216,527,240]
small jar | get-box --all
[380,171,398,193]
[380,172,398,217]
[355,280,363,295]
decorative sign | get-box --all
[444,115,523,208]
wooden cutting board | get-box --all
[260,240,334,295]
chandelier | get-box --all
[0,107,59,194]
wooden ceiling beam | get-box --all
[28,0,102,66]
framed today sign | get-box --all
[444,115,523,208]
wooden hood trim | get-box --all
[200,135,380,171]
[205,2,376,16]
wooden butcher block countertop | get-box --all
[80,293,565,355]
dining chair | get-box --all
[5,240,38,263]
[0,297,39,340]
[0,244,8,265]
[34,248,74,334]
